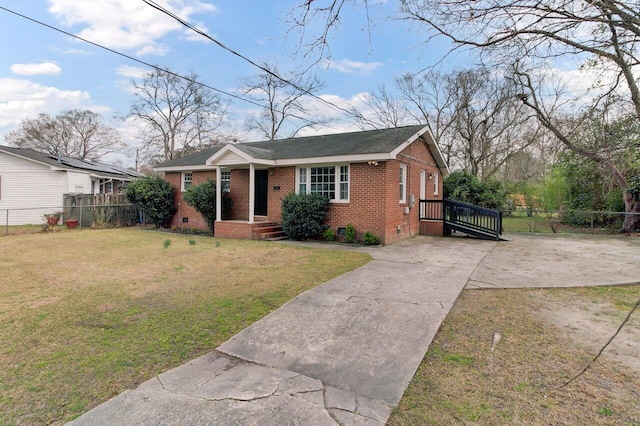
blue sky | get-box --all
[0,0,459,164]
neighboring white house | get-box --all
[0,145,143,225]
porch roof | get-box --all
[154,125,448,173]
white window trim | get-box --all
[181,171,193,192]
[399,163,407,204]
[296,164,350,203]
[434,172,439,196]
[221,169,231,193]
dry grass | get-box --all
[0,228,371,425]
[389,285,640,425]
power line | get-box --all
[141,0,365,122]
[0,5,276,112]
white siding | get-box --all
[67,171,92,193]
[0,152,68,225]
[215,151,248,166]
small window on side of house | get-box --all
[182,172,193,191]
[434,172,439,196]
[399,163,407,204]
[221,170,231,192]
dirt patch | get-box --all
[533,289,640,378]
[390,286,640,425]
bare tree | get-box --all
[241,61,328,140]
[350,84,417,130]
[128,68,230,163]
[5,110,121,160]
[289,0,640,231]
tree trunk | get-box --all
[621,194,640,233]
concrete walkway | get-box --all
[68,233,640,425]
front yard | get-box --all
[0,228,371,425]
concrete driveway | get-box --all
[68,233,640,426]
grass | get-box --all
[389,285,640,425]
[0,228,371,425]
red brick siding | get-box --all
[214,221,254,239]
[420,220,444,237]
[166,170,216,231]
[228,169,249,220]
[266,167,296,222]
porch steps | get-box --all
[252,222,289,241]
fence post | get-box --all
[590,211,594,234]
[79,203,83,229]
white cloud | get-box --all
[47,0,218,55]
[115,65,149,79]
[325,58,384,75]
[10,62,62,76]
[0,78,109,133]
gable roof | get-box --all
[0,145,144,180]
[155,125,449,173]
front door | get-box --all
[254,169,268,216]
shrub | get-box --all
[183,179,234,234]
[323,228,336,242]
[363,231,379,245]
[344,223,356,243]
[281,193,330,240]
[444,171,509,210]
[126,175,176,228]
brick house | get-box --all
[154,125,448,245]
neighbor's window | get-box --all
[221,170,231,192]
[182,172,193,191]
[434,172,439,196]
[100,179,113,194]
[297,165,349,202]
[399,163,407,203]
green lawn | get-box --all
[0,228,371,425]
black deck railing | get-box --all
[419,199,503,240]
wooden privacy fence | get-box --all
[63,194,140,228]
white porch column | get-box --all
[215,166,222,222]
[249,163,255,224]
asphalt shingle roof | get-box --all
[0,145,143,180]
[156,125,428,168]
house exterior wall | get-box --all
[160,136,446,244]
[0,152,68,225]
[67,171,92,194]
[165,170,217,231]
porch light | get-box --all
[367,160,379,166]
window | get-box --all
[399,163,407,203]
[182,172,193,191]
[99,179,113,194]
[433,172,439,196]
[221,170,231,192]
[297,165,349,202]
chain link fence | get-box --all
[503,208,639,234]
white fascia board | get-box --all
[153,165,214,173]
[0,148,69,171]
[389,125,450,176]
[205,144,275,166]
[274,153,393,166]
[389,125,430,159]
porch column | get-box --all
[215,166,222,222]
[249,163,255,224]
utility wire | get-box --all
[554,295,640,390]
[141,0,364,121]
[0,5,287,114]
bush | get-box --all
[363,231,379,245]
[183,179,234,234]
[444,171,509,210]
[281,193,330,240]
[344,223,356,243]
[126,176,176,228]
[323,228,336,242]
